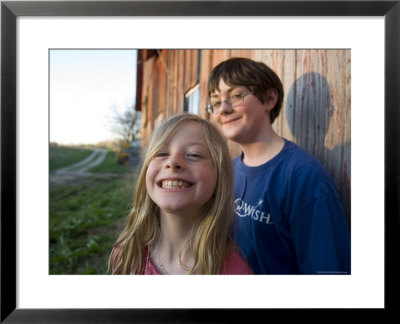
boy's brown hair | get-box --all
[207,57,284,124]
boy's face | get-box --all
[146,122,216,219]
[210,79,273,144]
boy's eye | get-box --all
[211,100,222,108]
[231,93,243,100]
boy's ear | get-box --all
[265,88,279,111]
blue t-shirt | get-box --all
[233,139,351,274]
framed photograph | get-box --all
[2,0,399,322]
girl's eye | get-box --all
[155,152,168,158]
[186,153,202,159]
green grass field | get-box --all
[49,146,94,171]
[49,146,137,274]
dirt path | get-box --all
[50,149,112,188]
[55,149,108,174]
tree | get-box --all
[110,105,141,143]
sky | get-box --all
[50,49,137,145]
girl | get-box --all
[109,113,252,274]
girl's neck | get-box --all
[240,132,284,167]
[160,210,199,243]
[152,211,199,274]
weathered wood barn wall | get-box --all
[136,49,351,223]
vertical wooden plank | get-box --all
[279,50,297,141]
[199,49,213,120]
[290,49,328,160]
[210,49,230,68]
[148,55,157,138]
[168,50,176,117]
[228,49,254,59]
[170,50,179,117]
[325,49,351,222]
[156,51,165,119]
[141,55,157,145]
[269,50,284,136]
[176,50,185,115]
[194,49,200,83]
[165,50,174,119]
[183,50,190,91]
[183,49,199,91]
[343,50,351,222]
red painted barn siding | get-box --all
[137,49,351,223]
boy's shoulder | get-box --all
[281,140,335,184]
[233,139,323,172]
[283,140,324,168]
[233,139,335,189]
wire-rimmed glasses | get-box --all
[207,92,251,115]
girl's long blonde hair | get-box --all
[108,113,236,274]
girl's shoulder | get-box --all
[221,251,253,275]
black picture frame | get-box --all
[1,1,399,322]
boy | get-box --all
[207,57,350,274]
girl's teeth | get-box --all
[161,180,189,188]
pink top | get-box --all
[143,250,253,275]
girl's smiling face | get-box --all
[145,122,216,218]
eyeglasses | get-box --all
[207,92,251,115]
